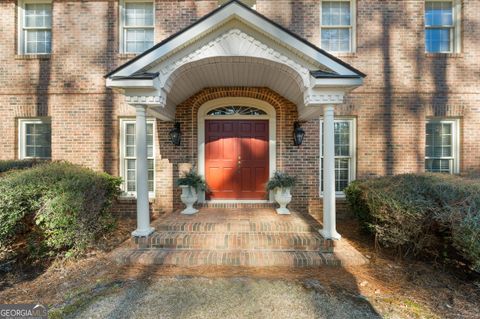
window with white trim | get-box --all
[320,0,355,53]
[425,0,461,53]
[18,0,52,55]
[120,0,154,54]
[18,118,51,159]
[120,119,155,196]
[320,118,356,195]
[425,119,459,173]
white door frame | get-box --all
[197,97,276,203]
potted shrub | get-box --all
[267,171,296,214]
[177,169,207,215]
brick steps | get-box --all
[154,220,318,233]
[114,249,341,267]
[115,208,344,268]
[135,231,334,252]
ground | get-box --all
[1,218,479,319]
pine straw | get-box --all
[0,219,479,319]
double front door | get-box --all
[205,120,269,200]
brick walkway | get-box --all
[114,208,366,268]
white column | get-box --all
[320,105,341,240]
[132,105,154,237]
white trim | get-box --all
[119,0,155,54]
[425,118,460,174]
[119,117,156,198]
[197,97,276,203]
[319,117,356,197]
[320,0,356,53]
[17,117,51,159]
[17,0,52,55]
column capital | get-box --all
[323,104,335,114]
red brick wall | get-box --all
[0,0,479,220]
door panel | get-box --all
[205,120,269,200]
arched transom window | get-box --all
[207,106,267,116]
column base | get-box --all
[319,229,341,240]
[132,227,155,237]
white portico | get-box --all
[105,0,365,239]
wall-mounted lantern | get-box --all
[169,122,182,146]
[293,121,305,146]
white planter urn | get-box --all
[274,187,292,215]
[180,185,198,215]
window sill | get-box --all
[117,53,139,59]
[118,194,156,202]
[425,52,463,58]
[331,52,357,58]
[319,193,347,200]
[15,54,51,60]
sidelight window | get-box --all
[120,119,156,197]
[320,118,356,195]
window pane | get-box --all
[321,158,351,192]
[26,146,36,157]
[425,1,453,26]
[148,159,154,192]
[321,28,350,52]
[125,2,154,26]
[25,3,52,28]
[126,134,135,147]
[322,1,350,26]
[426,159,452,173]
[125,28,154,53]
[425,122,455,172]
[126,123,135,135]
[25,30,52,54]
[425,28,451,52]
[23,122,51,158]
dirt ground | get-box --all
[1,218,479,319]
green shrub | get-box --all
[266,171,297,191]
[177,169,207,191]
[345,173,480,272]
[0,159,47,173]
[0,162,121,258]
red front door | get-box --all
[205,120,269,200]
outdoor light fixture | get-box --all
[293,121,305,146]
[169,122,182,146]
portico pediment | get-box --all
[106,0,365,121]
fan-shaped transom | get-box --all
[207,106,267,116]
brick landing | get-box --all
[114,208,367,268]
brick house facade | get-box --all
[0,0,479,236]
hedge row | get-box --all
[0,162,122,258]
[345,173,480,272]
[0,159,47,173]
